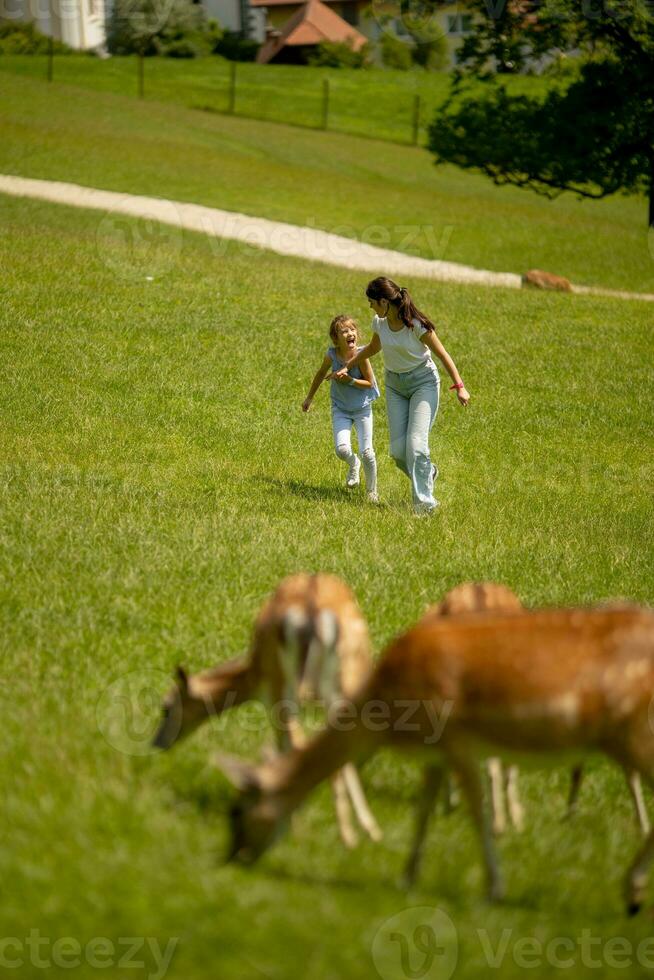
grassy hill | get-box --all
[0,54,547,142]
[0,62,651,293]
[1,190,653,978]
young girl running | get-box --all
[302,314,380,502]
[333,277,470,515]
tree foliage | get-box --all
[107,0,212,56]
[307,39,372,68]
[428,0,654,224]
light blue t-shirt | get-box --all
[327,346,380,415]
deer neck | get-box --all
[261,703,380,813]
[194,657,255,712]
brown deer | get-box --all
[421,582,525,834]
[216,603,654,914]
[424,585,649,837]
[153,572,381,848]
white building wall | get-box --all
[7,0,107,50]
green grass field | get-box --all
[0,53,548,143]
[0,63,652,293]
[1,178,654,980]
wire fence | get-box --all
[34,46,447,147]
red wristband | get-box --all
[450,382,464,390]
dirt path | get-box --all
[2,174,652,302]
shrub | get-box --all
[212,31,259,61]
[380,33,412,70]
[107,0,209,56]
[0,21,72,55]
[307,39,371,68]
[412,34,448,71]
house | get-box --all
[253,0,476,66]
[3,0,267,51]
[8,0,108,50]
[256,0,367,64]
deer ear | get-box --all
[212,752,261,795]
[176,665,189,692]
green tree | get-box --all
[107,0,209,56]
[380,32,414,69]
[428,0,654,227]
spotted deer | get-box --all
[153,572,381,848]
[216,603,654,914]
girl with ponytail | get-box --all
[334,277,469,514]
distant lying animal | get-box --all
[153,572,381,848]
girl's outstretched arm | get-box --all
[302,355,332,412]
[422,331,470,406]
[347,357,375,390]
[333,334,382,379]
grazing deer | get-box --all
[421,582,524,834]
[152,572,381,848]
[424,585,650,837]
[216,603,654,914]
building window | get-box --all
[448,13,474,33]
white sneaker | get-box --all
[367,490,380,504]
[414,500,440,517]
[346,456,361,488]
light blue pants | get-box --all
[332,406,377,493]
[385,362,440,508]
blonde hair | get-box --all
[329,314,359,346]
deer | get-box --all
[215,602,654,914]
[423,584,650,837]
[421,582,525,835]
[152,572,381,848]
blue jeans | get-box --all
[385,362,440,508]
[331,406,377,493]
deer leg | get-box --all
[625,821,654,915]
[342,762,383,842]
[565,764,584,819]
[627,771,650,837]
[455,753,504,902]
[505,765,524,832]
[442,772,460,814]
[331,769,358,849]
[487,757,507,836]
[401,765,444,888]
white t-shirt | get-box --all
[372,315,435,374]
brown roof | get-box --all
[256,0,367,62]
[251,0,358,7]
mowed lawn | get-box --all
[0,67,652,294]
[1,191,654,980]
[0,53,546,142]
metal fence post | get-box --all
[138,50,145,98]
[228,61,237,114]
[47,34,54,82]
[321,78,329,130]
[412,94,421,146]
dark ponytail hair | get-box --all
[365,277,435,332]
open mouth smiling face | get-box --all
[338,327,358,351]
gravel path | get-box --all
[2,174,652,302]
